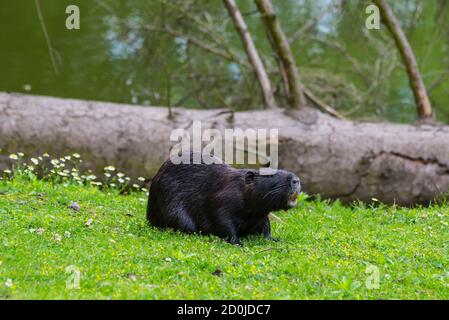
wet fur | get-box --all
[146,156,300,246]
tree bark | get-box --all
[375,0,433,120]
[223,0,277,109]
[1,92,449,206]
[254,0,306,109]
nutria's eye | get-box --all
[291,176,300,189]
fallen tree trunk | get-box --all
[1,92,449,205]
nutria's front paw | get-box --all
[228,236,243,247]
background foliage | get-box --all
[1,0,448,122]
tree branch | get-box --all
[156,0,248,68]
[223,0,277,109]
[254,0,306,109]
[35,0,60,75]
[374,0,433,120]
[144,24,248,67]
[303,87,345,120]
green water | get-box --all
[1,0,448,122]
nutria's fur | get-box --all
[146,155,301,246]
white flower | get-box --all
[30,158,39,165]
[104,166,115,171]
[50,159,59,166]
[17,152,24,157]
[54,234,62,242]
[138,177,145,182]
[64,231,71,238]
[117,172,125,178]
[5,279,13,287]
[64,156,71,160]
[133,184,140,188]
[118,178,125,184]
[9,154,18,160]
[3,169,11,174]
[72,153,81,159]
[42,153,50,158]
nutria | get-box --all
[146,154,301,246]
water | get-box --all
[0,0,448,122]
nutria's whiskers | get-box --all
[262,184,288,200]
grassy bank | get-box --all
[1,176,448,299]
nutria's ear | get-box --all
[245,170,256,184]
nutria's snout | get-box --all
[288,176,301,207]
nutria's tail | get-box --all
[146,193,156,225]
[146,180,164,227]
[146,195,152,223]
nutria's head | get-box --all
[244,169,301,211]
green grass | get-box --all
[1,175,449,299]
